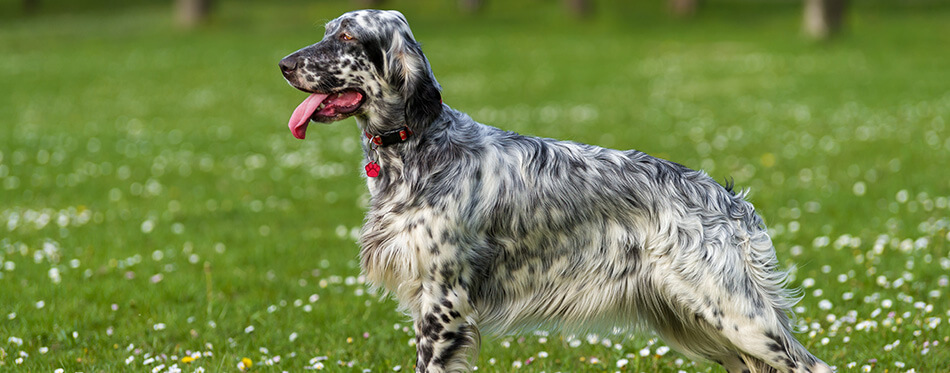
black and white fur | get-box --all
[279,9,832,373]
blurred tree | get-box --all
[23,0,39,14]
[668,0,699,18]
[459,0,485,14]
[803,0,847,39]
[564,0,592,18]
[176,0,213,28]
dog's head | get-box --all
[280,9,442,139]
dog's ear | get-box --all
[386,30,443,130]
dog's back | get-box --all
[360,107,829,373]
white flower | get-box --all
[852,181,866,196]
[802,278,815,288]
[48,267,61,284]
[896,190,909,203]
[639,347,651,357]
[141,219,155,233]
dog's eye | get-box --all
[340,32,355,41]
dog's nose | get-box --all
[279,56,298,73]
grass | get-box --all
[1,0,949,371]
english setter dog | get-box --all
[279,9,832,373]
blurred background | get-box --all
[1,0,949,371]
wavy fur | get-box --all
[280,9,832,373]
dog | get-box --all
[279,9,832,373]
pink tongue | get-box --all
[288,93,328,139]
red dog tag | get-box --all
[365,162,380,178]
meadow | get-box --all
[1,0,949,371]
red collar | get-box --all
[364,126,413,147]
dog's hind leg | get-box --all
[687,291,832,373]
[643,298,752,373]
[412,281,478,373]
[719,319,832,373]
[715,353,754,373]
[646,270,830,373]
[656,297,829,373]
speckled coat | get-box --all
[279,9,831,373]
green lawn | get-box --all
[1,0,949,371]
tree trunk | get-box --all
[669,0,698,18]
[564,0,592,18]
[459,0,485,14]
[803,0,847,39]
[176,0,213,28]
[23,0,39,14]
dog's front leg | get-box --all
[413,282,477,373]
